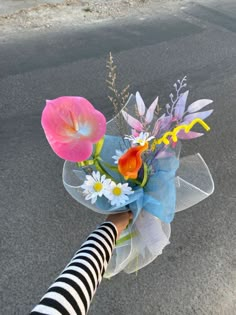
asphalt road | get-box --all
[0,1,236,314]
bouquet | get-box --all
[41,58,214,277]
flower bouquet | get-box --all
[41,61,214,277]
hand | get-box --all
[106,211,133,239]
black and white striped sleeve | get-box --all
[30,222,118,315]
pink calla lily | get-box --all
[41,96,106,162]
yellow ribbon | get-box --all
[151,118,210,151]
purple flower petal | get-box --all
[160,115,172,130]
[152,114,165,136]
[183,109,213,122]
[177,130,204,140]
[187,99,213,113]
[136,92,146,116]
[121,110,143,131]
[152,119,161,137]
[174,90,189,119]
[145,96,158,123]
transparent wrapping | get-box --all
[62,95,214,277]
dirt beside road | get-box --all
[0,0,184,38]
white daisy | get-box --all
[125,131,154,146]
[80,171,111,204]
[105,182,134,207]
[112,149,126,164]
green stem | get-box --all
[116,231,138,246]
[77,159,94,167]
[140,162,148,187]
[101,161,120,172]
[94,137,105,158]
[94,160,117,182]
[129,178,142,185]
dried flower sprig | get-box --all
[166,76,187,116]
[106,52,130,135]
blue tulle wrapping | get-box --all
[95,135,179,223]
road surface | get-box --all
[0,1,236,314]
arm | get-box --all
[30,212,132,315]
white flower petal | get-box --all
[112,149,125,164]
[85,194,92,200]
[125,131,153,146]
[147,136,155,142]
[91,196,97,204]
[80,171,111,204]
[106,182,133,206]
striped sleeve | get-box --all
[30,222,117,315]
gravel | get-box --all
[0,0,183,38]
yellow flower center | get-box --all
[113,187,122,196]
[93,182,103,192]
[136,139,145,145]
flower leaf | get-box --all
[121,110,143,131]
[174,90,189,119]
[145,96,158,123]
[183,109,213,122]
[187,99,213,113]
[152,116,163,136]
[176,130,204,140]
[160,115,172,130]
[136,91,146,116]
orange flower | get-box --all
[118,142,148,180]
